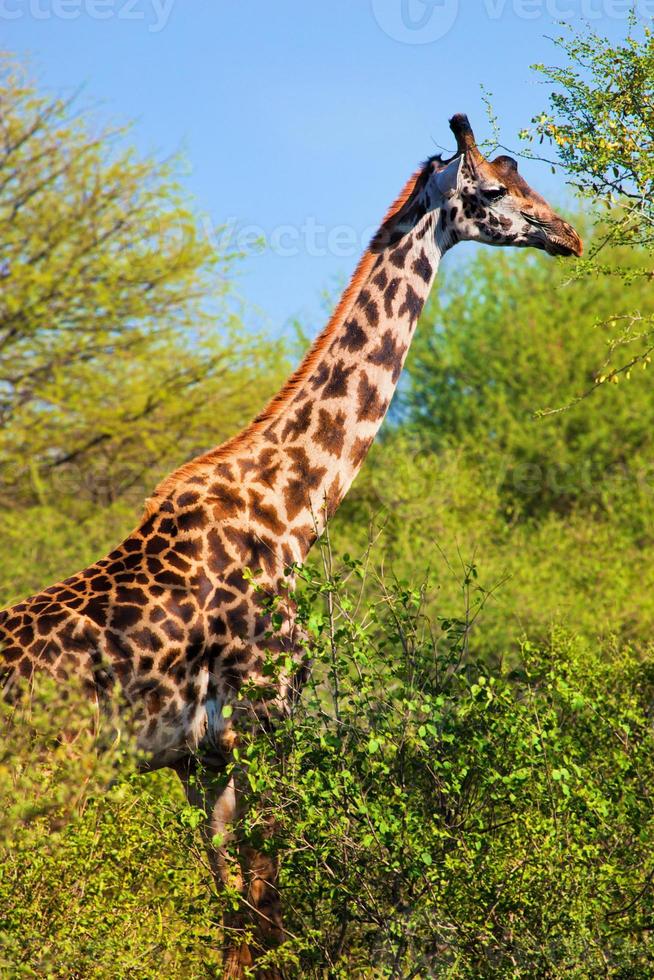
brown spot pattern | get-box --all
[367,329,406,383]
[356,374,389,422]
[314,407,346,456]
[340,319,368,352]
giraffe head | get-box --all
[432,114,583,257]
[377,114,583,258]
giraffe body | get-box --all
[0,215,440,767]
[0,114,582,976]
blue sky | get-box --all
[2,1,643,336]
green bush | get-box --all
[217,553,654,977]
[0,677,222,978]
[4,561,654,978]
[329,434,654,661]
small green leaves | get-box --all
[179,805,205,830]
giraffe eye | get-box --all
[484,186,507,201]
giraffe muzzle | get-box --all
[521,211,583,258]
[542,231,584,259]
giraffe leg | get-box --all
[240,823,284,970]
[176,758,284,980]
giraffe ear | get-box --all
[435,155,464,199]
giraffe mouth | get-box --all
[544,239,578,258]
[543,231,584,257]
[521,211,583,258]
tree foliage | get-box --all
[0,677,221,978]
[401,242,654,517]
[526,23,654,258]
[0,59,288,510]
[520,24,654,390]
[4,562,654,977]
[228,556,654,977]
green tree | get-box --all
[0,57,289,605]
[522,23,654,385]
[0,58,287,511]
[401,242,654,519]
[527,24,654,256]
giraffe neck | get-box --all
[242,208,449,553]
[151,194,453,566]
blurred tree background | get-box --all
[2,23,654,978]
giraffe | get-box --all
[0,114,582,977]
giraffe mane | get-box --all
[144,164,427,515]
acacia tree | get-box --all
[527,23,653,253]
[522,22,654,389]
[0,59,286,508]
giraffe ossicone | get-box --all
[0,113,582,976]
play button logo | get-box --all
[371,0,460,44]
